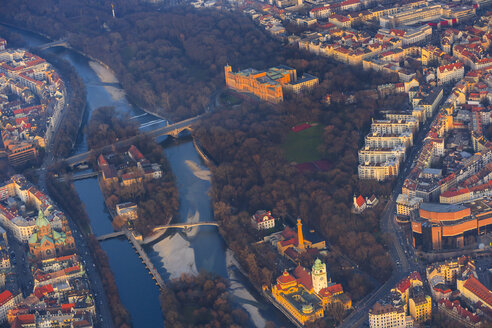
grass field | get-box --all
[282,124,324,163]
[220,91,243,106]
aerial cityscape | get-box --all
[3,0,492,327]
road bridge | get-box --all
[63,115,203,167]
[36,39,70,50]
[72,171,98,180]
[57,171,98,182]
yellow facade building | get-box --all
[396,194,423,218]
[409,294,432,323]
[225,65,294,103]
[271,271,325,325]
[225,65,319,103]
[284,73,319,94]
[268,259,351,326]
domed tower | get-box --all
[312,258,328,294]
[35,210,51,238]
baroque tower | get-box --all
[312,258,328,294]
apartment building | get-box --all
[358,145,406,165]
[369,302,406,328]
[437,62,465,85]
[396,194,423,218]
[371,118,419,134]
[409,293,432,323]
[358,160,400,181]
[365,131,413,149]
[380,4,444,27]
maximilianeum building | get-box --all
[224,65,318,103]
[411,199,492,251]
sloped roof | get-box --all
[277,271,296,285]
[356,195,365,207]
[463,275,492,307]
[319,283,343,297]
[293,265,313,290]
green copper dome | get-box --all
[312,258,324,271]
[35,210,50,228]
[28,233,38,244]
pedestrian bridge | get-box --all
[96,231,125,241]
[36,39,70,50]
[95,221,219,242]
[151,221,219,232]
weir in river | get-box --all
[10,25,292,328]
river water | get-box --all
[10,27,290,327]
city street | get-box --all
[8,233,32,297]
[34,78,114,328]
[338,99,440,328]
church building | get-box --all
[28,211,75,261]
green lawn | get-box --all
[220,91,242,106]
[282,124,324,163]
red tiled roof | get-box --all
[0,290,13,306]
[17,314,35,324]
[440,299,481,323]
[98,154,108,166]
[439,62,463,73]
[390,29,405,37]
[252,211,275,223]
[277,271,296,285]
[310,5,330,12]
[330,14,350,22]
[463,275,492,308]
[13,105,43,116]
[355,195,365,208]
[319,283,343,297]
[293,265,313,290]
[34,284,53,299]
[433,285,452,293]
[128,145,145,161]
[61,303,75,312]
[395,271,421,294]
[281,226,296,239]
[64,265,80,274]
[441,188,470,198]
[341,0,360,6]
[285,247,300,260]
[280,237,296,247]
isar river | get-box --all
[10,27,291,327]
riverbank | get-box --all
[4,23,293,328]
[0,22,170,122]
[46,173,131,327]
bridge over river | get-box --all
[95,222,219,289]
[63,115,203,167]
[96,221,219,242]
[36,39,70,50]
